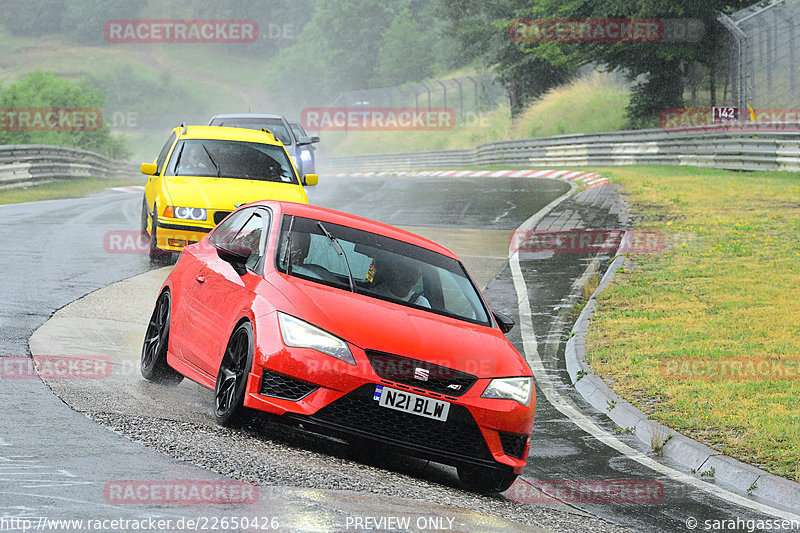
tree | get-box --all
[306,0,395,93]
[374,9,435,86]
[525,0,759,126]
[62,0,147,45]
[0,71,129,159]
[0,1,66,36]
[435,0,576,117]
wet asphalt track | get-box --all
[1,175,797,531]
[308,177,799,530]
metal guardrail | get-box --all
[3,123,799,190]
[0,144,138,188]
[319,124,800,173]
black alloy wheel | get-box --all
[140,290,183,385]
[214,321,255,427]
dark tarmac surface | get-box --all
[0,178,592,533]
[2,176,798,531]
[311,175,799,528]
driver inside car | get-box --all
[178,144,210,172]
[287,231,336,282]
[371,259,431,308]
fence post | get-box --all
[420,82,432,110]
[437,80,447,110]
[718,14,748,113]
[452,78,464,118]
[466,76,479,114]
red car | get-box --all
[141,200,535,492]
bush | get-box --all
[0,71,131,159]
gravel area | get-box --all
[89,411,630,533]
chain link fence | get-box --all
[718,0,800,111]
[328,74,509,118]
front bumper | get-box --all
[150,207,232,252]
[241,319,535,473]
[153,219,211,252]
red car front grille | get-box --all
[306,385,493,465]
[365,350,477,397]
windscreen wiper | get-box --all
[200,143,222,178]
[317,221,356,293]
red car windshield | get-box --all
[276,215,491,326]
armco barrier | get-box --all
[0,144,138,188]
[3,123,800,189]
[318,123,800,173]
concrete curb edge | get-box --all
[564,257,800,513]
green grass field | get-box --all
[0,177,139,205]
[584,165,800,482]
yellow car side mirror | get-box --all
[140,162,158,176]
[304,174,319,186]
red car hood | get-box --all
[266,275,531,378]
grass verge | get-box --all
[322,72,630,157]
[584,165,800,482]
[0,177,140,205]
[509,72,630,139]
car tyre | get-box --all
[148,203,164,261]
[140,290,183,385]
[214,321,255,427]
[140,197,149,237]
[457,465,518,493]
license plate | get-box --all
[374,385,450,422]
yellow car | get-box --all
[140,124,318,258]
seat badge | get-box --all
[414,367,430,381]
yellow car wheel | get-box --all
[140,198,149,237]
[148,203,163,260]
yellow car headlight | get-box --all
[164,206,207,221]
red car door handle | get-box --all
[195,276,205,284]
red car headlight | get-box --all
[481,377,532,406]
[277,312,355,366]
